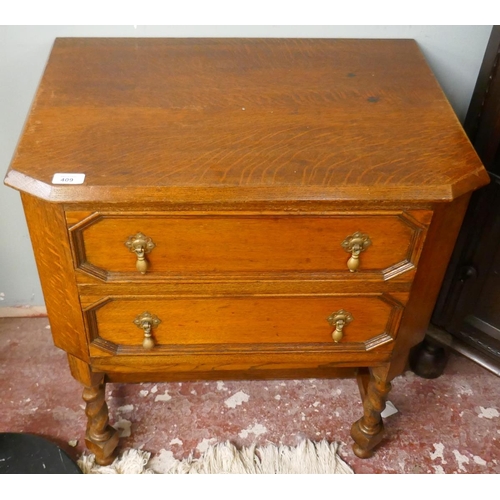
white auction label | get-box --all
[52,173,86,184]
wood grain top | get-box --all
[4,38,489,204]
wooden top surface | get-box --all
[4,38,489,205]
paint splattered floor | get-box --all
[1,317,499,473]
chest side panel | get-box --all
[20,194,88,361]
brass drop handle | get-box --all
[125,233,156,274]
[133,311,161,349]
[341,232,372,272]
[327,309,353,342]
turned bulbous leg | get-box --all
[351,370,392,458]
[82,381,119,466]
[409,337,449,379]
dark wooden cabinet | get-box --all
[414,26,500,376]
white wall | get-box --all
[0,25,493,308]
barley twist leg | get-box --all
[82,381,119,465]
[351,370,392,458]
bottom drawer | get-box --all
[85,294,406,356]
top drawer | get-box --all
[67,211,431,282]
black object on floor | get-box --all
[0,433,82,474]
[409,338,450,379]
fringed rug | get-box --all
[78,440,353,474]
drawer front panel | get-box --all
[86,294,406,354]
[70,212,430,280]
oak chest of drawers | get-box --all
[4,38,489,464]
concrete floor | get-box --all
[1,316,499,473]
